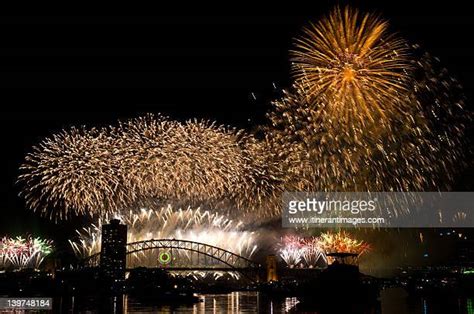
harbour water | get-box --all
[57,289,474,313]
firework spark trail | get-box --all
[279,247,303,268]
[265,6,471,195]
[116,116,280,214]
[0,236,53,270]
[69,206,258,268]
[18,6,471,221]
[278,235,326,268]
[19,127,136,219]
[291,6,412,129]
[301,237,327,267]
[278,233,369,268]
[19,115,278,219]
[319,231,370,257]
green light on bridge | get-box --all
[158,251,172,265]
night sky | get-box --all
[1,2,473,243]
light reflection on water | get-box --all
[125,292,298,313]
[60,292,299,313]
[60,290,474,313]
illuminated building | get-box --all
[100,219,127,293]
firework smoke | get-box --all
[0,236,53,270]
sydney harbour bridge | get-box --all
[80,219,266,285]
[83,238,262,271]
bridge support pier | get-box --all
[266,255,278,282]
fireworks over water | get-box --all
[16,6,472,272]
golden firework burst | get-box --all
[319,231,370,257]
[18,115,278,219]
[264,7,470,195]
[291,6,411,128]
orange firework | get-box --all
[291,6,411,129]
[265,8,470,195]
[319,231,370,257]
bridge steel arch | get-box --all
[81,239,261,271]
